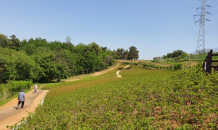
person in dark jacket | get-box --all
[17,89,25,110]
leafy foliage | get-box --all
[0,33,117,83]
[167,50,187,58]
[128,46,139,69]
[143,62,187,70]
[13,64,218,129]
[0,47,40,83]
[0,80,32,105]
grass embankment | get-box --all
[118,59,201,71]
[37,63,119,90]
[39,64,120,91]
[13,65,218,129]
[117,59,201,67]
[152,53,218,67]
[117,53,218,68]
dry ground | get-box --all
[0,90,48,130]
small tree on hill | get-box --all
[167,50,186,58]
[127,46,139,69]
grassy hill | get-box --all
[12,64,218,129]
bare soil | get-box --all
[117,60,144,63]
[116,65,130,77]
[62,63,121,82]
[0,90,48,130]
[91,63,120,76]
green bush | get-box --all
[122,62,130,65]
[0,84,4,94]
[8,81,32,92]
[0,80,33,104]
[174,63,183,70]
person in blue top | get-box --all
[17,89,25,110]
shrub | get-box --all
[0,84,4,94]
[0,80,33,105]
[174,63,183,70]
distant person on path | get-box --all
[34,85,37,93]
[17,89,25,110]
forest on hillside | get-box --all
[0,33,138,83]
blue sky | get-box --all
[0,0,218,60]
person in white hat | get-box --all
[34,85,37,93]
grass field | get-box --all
[117,59,201,67]
[12,64,218,129]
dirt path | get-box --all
[91,63,120,76]
[0,64,120,129]
[116,65,130,77]
[0,90,48,130]
[63,63,121,82]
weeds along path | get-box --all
[116,65,130,77]
[0,90,48,130]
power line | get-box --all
[206,0,218,31]
[207,1,218,12]
[206,20,218,31]
[207,10,218,19]
[194,0,211,53]
[208,0,216,6]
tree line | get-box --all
[111,48,139,60]
[163,50,188,59]
[0,33,139,83]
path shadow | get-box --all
[13,107,18,110]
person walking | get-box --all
[34,85,37,93]
[17,89,25,110]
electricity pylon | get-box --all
[194,0,211,54]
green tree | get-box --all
[84,51,98,73]
[32,47,57,82]
[116,48,125,59]
[0,33,9,48]
[167,50,186,58]
[9,35,21,50]
[0,33,116,82]
[101,47,107,52]
[112,49,118,59]
[123,50,129,60]
[54,49,76,81]
[0,47,40,83]
[127,46,139,69]
[88,42,100,56]
[104,55,113,66]
[163,55,167,59]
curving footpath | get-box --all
[64,63,121,82]
[0,90,48,130]
[116,65,130,77]
[91,63,121,76]
[0,63,122,130]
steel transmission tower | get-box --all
[194,0,211,53]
